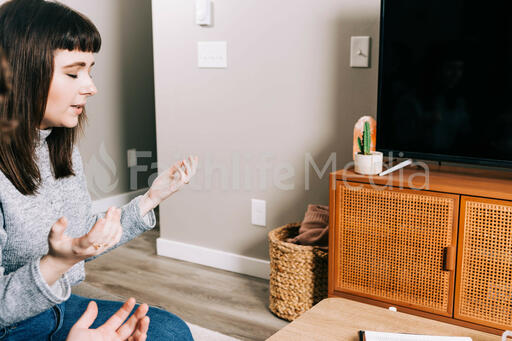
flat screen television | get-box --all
[376,0,512,168]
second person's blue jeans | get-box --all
[0,294,194,340]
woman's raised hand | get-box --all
[48,207,123,266]
[66,298,150,341]
[139,156,198,215]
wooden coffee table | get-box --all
[267,298,501,341]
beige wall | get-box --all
[153,0,380,260]
[61,0,157,200]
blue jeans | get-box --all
[0,294,193,340]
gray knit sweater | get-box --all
[0,129,156,327]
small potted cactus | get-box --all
[354,121,383,175]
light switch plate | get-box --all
[198,41,227,68]
[350,36,370,68]
[251,199,266,227]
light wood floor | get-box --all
[72,228,288,341]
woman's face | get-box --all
[40,49,97,129]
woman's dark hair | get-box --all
[0,47,17,144]
[0,47,10,98]
[0,0,101,195]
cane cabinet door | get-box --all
[455,196,512,330]
[334,181,459,316]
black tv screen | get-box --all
[377,0,512,167]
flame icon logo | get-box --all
[85,142,119,198]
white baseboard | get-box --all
[93,190,270,280]
[156,237,270,280]
[91,188,148,214]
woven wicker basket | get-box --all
[268,223,328,321]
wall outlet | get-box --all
[127,149,137,167]
[251,199,266,227]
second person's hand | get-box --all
[66,298,150,341]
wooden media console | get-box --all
[328,165,512,334]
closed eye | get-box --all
[67,74,78,79]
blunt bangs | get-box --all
[46,2,101,53]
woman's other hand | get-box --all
[66,298,150,341]
[40,207,122,285]
[139,155,198,215]
[49,207,122,264]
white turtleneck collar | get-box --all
[38,128,52,141]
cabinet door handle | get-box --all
[443,246,455,271]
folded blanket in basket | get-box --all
[286,204,329,247]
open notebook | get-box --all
[359,331,472,341]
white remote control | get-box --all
[378,159,413,177]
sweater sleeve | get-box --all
[71,147,156,260]
[85,194,156,252]
[0,207,71,327]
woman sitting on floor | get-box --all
[0,0,198,339]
